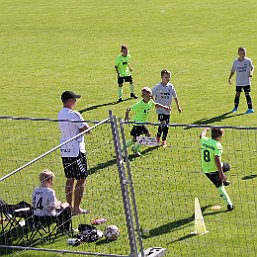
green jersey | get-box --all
[200,136,223,173]
[130,99,155,125]
[115,54,131,77]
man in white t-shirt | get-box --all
[228,47,254,114]
[58,91,91,215]
[152,69,182,147]
[32,170,71,231]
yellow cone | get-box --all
[192,197,208,235]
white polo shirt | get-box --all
[58,108,88,157]
[152,82,177,115]
[231,57,254,86]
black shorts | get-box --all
[118,75,133,85]
[158,114,170,124]
[236,85,251,92]
[130,125,149,137]
[205,162,230,188]
[62,151,88,180]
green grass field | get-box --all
[1,0,257,256]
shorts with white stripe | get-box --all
[62,151,88,180]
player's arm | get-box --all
[199,128,209,139]
[228,67,235,84]
[79,123,91,133]
[128,63,133,72]
[250,64,254,77]
[125,108,131,121]
[215,155,226,182]
[174,97,182,113]
[155,103,171,111]
[48,191,61,210]
[114,65,120,77]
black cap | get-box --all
[61,91,81,101]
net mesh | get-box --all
[0,117,131,256]
[122,121,257,257]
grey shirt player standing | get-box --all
[228,47,254,114]
[58,91,91,215]
[152,69,182,146]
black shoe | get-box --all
[118,98,123,102]
[130,93,138,99]
[227,204,234,211]
[223,180,230,186]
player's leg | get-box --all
[244,86,254,114]
[73,179,86,214]
[73,152,89,214]
[222,162,231,186]
[205,173,233,211]
[126,127,137,149]
[132,126,147,156]
[161,115,170,147]
[66,178,75,207]
[62,157,76,207]
[126,76,138,99]
[232,87,241,112]
[156,114,163,144]
[217,186,233,211]
[118,77,124,102]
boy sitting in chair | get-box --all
[32,169,71,232]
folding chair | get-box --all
[28,207,73,245]
[0,201,33,245]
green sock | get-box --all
[217,186,232,206]
[132,143,140,152]
[130,83,134,94]
[126,139,135,148]
[118,87,123,98]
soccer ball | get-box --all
[104,225,120,241]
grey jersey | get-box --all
[32,186,57,216]
[152,82,177,115]
[231,57,254,86]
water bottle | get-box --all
[91,218,107,225]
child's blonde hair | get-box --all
[141,87,152,95]
[39,169,55,183]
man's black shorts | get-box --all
[205,163,230,188]
[118,75,133,85]
[62,151,88,180]
[130,125,149,137]
[236,85,251,92]
[158,114,170,124]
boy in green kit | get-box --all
[125,87,171,156]
[115,45,138,102]
[200,128,233,211]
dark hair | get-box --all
[238,47,246,53]
[121,45,128,52]
[211,128,224,139]
[161,69,171,77]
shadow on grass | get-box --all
[95,238,113,245]
[129,146,160,161]
[79,98,131,114]
[88,159,117,176]
[242,174,257,180]
[142,204,228,240]
[184,112,245,129]
[88,146,160,175]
